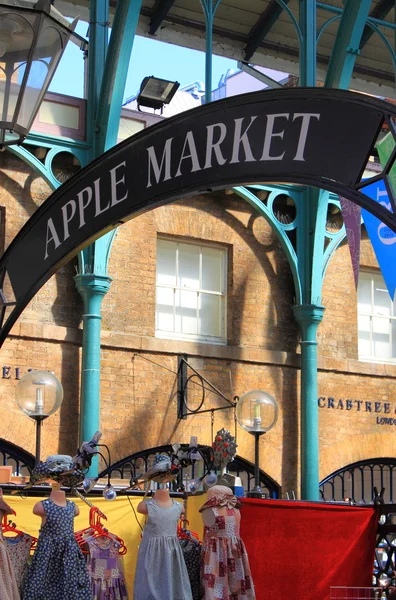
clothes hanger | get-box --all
[74,506,127,555]
[1,513,37,551]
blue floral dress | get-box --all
[23,499,92,600]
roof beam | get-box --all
[238,61,284,88]
[149,0,176,36]
[325,0,373,90]
[360,0,394,49]
[244,0,291,62]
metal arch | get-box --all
[275,0,302,45]
[8,145,60,191]
[232,184,302,303]
[99,444,281,498]
[360,0,395,49]
[320,457,396,504]
[4,88,396,349]
[0,438,35,474]
[316,15,342,44]
[322,209,348,280]
[360,20,396,75]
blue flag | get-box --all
[362,179,396,301]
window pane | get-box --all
[358,276,371,314]
[175,290,198,334]
[202,246,223,292]
[374,281,391,317]
[372,317,391,358]
[157,239,176,286]
[199,293,221,337]
[358,314,371,356]
[178,243,199,290]
[156,287,174,331]
[392,321,396,358]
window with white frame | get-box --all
[358,271,396,362]
[156,238,227,344]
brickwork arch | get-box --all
[320,432,396,482]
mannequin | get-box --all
[134,483,192,600]
[137,487,177,513]
[199,485,255,600]
[33,482,80,525]
[0,488,20,600]
[23,477,91,600]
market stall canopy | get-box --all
[55,0,396,99]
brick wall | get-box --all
[1,153,396,497]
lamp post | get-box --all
[16,369,63,464]
[236,390,278,498]
[0,0,84,147]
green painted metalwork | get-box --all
[76,0,143,467]
[296,0,321,500]
[86,0,109,161]
[8,0,396,499]
[233,185,302,303]
[95,0,143,154]
[8,145,60,191]
[360,0,395,49]
[317,15,342,44]
[299,0,316,86]
[200,0,222,104]
[362,21,396,73]
[74,274,112,476]
[292,304,325,501]
[275,0,302,46]
[325,0,373,89]
[317,1,396,33]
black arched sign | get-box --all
[1,87,396,346]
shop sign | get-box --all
[2,366,20,379]
[1,88,396,347]
[318,396,396,426]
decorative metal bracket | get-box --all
[177,354,238,420]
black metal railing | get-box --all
[320,459,396,504]
[99,444,281,498]
[0,439,34,476]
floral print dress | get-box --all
[201,505,255,600]
[0,522,20,600]
[22,499,92,600]
[5,532,35,592]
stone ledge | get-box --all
[8,322,396,378]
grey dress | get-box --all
[133,499,193,600]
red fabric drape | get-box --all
[240,499,378,600]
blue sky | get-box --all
[50,22,237,100]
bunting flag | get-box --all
[339,197,361,289]
[361,178,396,301]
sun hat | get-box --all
[199,484,241,512]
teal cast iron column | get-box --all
[74,274,112,476]
[297,0,322,500]
[75,0,140,474]
[292,305,325,501]
[200,0,222,104]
